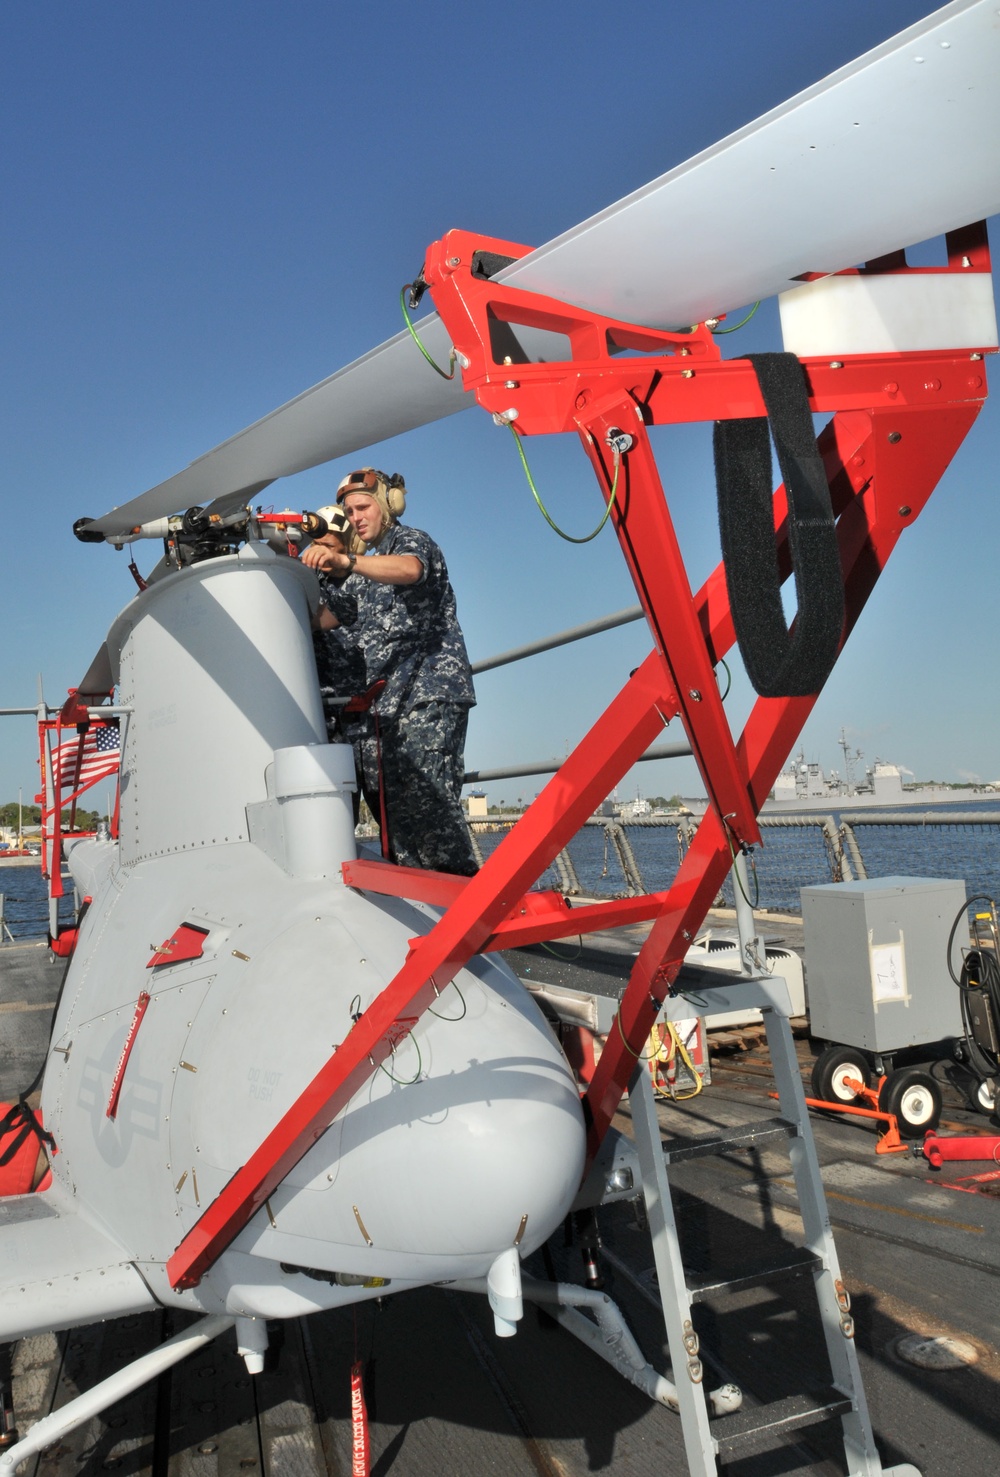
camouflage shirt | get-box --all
[348,523,475,723]
[314,576,365,709]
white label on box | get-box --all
[870,936,909,1008]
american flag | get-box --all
[52,721,121,793]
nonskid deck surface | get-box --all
[2,933,999,1476]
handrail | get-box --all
[463,739,692,786]
[840,810,1000,825]
[463,810,1000,909]
[471,605,644,675]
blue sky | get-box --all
[2,0,997,809]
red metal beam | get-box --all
[341,857,469,908]
[343,856,715,951]
[581,401,982,1152]
[575,390,760,845]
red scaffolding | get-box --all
[168,223,992,1289]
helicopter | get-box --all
[0,2,998,1474]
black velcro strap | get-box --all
[714,352,844,698]
[0,1099,56,1165]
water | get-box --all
[3,805,1000,942]
[474,804,1000,914]
[0,867,75,941]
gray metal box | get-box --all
[801,876,966,1052]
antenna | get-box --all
[838,728,863,797]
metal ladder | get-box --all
[627,966,919,1476]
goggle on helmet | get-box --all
[336,467,407,532]
[311,505,353,542]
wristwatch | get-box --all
[346,554,357,571]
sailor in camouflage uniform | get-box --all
[307,504,365,741]
[303,468,477,876]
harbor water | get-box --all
[0,867,75,940]
[474,802,1000,914]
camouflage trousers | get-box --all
[351,701,478,877]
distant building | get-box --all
[467,791,489,819]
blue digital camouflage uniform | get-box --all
[312,577,364,741]
[343,523,478,876]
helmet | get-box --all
[312,505,352,542]
[336,467,407,546]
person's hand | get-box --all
[302,543,349,573]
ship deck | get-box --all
[1,925,998,1477]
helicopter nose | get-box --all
[332,1022,588,1268]
[254,984,589,1281]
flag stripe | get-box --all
[52,723,121,793]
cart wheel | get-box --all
[878,1068,942,1138]
[973,1078,996,1115]
[811,1044,871,1104]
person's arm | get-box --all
[310,573,357,630]
[353,553,423,585]
[313,601,341,630]
[303,545,423,584]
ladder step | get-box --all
[713,1390,854,1454]
[661,1115,794,1163]
[688,1249,822,1302]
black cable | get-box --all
[946,895,1000,1085]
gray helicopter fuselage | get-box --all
[40,544,586,1323]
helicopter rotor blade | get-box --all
[83,327,472,538]
[502,0,1000,327]
[86,0,999,539]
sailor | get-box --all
[301,468,477,876]
[307,504,365,742]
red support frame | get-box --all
[166,225,992,1289]
[36,688,119,910]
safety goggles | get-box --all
[336,468,380,501]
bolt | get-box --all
[829,360,844,369]
[850,454,865,468]
[968,375,983,389]
[887,432,902,444]
[689,689,702,701]
[681,369,695,379]
[924,378,941,391]
[446,256,461,267]
[898,505,912,517]
[884,381,899,393]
